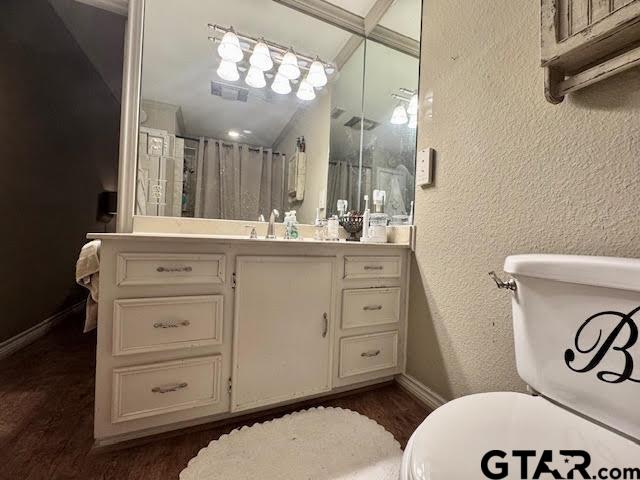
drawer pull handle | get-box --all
[361,350,381,358]
[152,382,188,394]
[363,265,384,271]
[156,266,193,273]
[322,313,328,338]
[153,320,191,329]
[363,305,383,311]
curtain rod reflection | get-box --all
[178,134,283,156]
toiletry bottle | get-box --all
[361,195,370,242]
[369,190,388,243]
[289,210,299,239]
[327,215,340,241]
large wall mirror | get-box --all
[135,0,422,225]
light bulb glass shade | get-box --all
[250,41,273,71]
[271,73,291,95]
[245,66,266,88]
[307,60,327,87]
[407,94,418,115]
[408,114,417,129]
[278,51,301,80]
[217,30,243,63]
[296,78,316,101]
[217,59,240,82]
[390,104,408,125]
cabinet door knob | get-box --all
[322,313,328,338]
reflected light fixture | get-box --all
[271,72,292,95]
[407,94,418,115]
[390,104,409,125]
[245,66,266,88]
[279,50,301,80]
[296,77,316,101]
[307,59,327,87]
[228,130,240,138]
[408,114,417,129]
[250,40,274,71]
[217,29,243,63]
[217,59,240,82]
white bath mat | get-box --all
[180,406,402,480]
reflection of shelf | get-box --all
[287,151,306,202]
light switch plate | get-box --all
[417,148,434,187]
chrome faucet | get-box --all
[266,209,279,239]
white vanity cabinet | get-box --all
[90,234,410,446]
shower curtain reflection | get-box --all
[194,138,286,221]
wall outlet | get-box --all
[416,148,434,187]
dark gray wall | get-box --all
[0,0,123,342]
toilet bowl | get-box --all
[401,255,640,480]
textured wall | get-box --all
[407,0,640,399]
[0,0,122,342]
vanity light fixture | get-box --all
[307,58,328,87]
[279,50,301,80]
[271,72,292,95]
[296,77,316,101]
[208,25,335,100]
[217,59,240,82]
[245,66,267,88]
[408,114,418,129]
[217,29,243,63]
[249,40,273,71]
[228,130,241,138]
[390,104,409,125]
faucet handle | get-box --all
[244,225,258,239]
[258,214,265,222]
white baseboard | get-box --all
[0,301,85,361]
[396,373,448,410]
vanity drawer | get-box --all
[339,331,398,378]
[344,256,401,280]
[113,295,223,356]
[116,253,225,286]
[342,287,400,329]
[112,355,222,423]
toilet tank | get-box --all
[504,254,640,441]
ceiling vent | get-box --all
[331,107,346,119]
[211,81,249,102]
[344,116,379,131]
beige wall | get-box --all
[274,92,331,225]
[0,0,122,342]
[407,0,640,400]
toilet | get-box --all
[401,254,640,479]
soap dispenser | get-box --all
[367,190,388,243]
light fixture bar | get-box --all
[208,24,335,72]
[391,93,412,102]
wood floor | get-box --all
[0,313,430,479]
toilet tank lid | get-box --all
[504,254,640,293]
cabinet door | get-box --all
[231,256,334,412]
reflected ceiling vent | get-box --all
[331,107,345,119]
[344,116,379,131]
[211,81,249,102]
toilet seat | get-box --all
[402,392,640,480]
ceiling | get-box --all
[140,0,421,145]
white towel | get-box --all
[75,240,101,332]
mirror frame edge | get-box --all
[116,0,145,233]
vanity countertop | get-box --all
[86,232,412,248]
